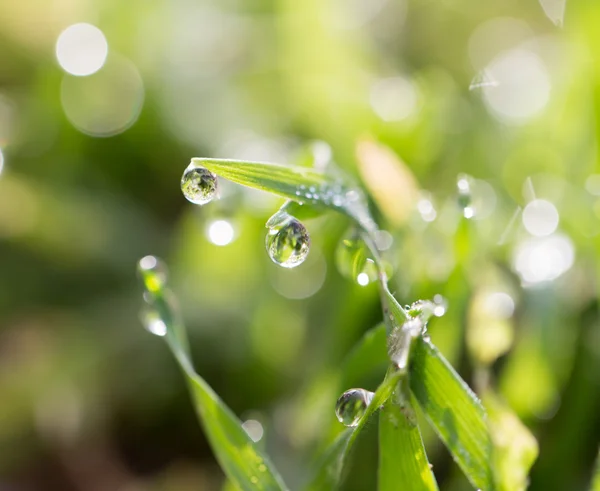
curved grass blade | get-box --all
[410,337,495,491]
[139,263,288,491]
[193,158,376,232]
[591,449,600,491]
[379,399,439,491]
[340,323,388,389]
[304,368,403,491]
[483,391,538,491]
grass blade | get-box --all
[590,449,600,491]
[304,369,403,491]
[340,323,388,388]
[410,337,495,491]
[483,391,538,491]
[378,399,439,491]
[194,158,376,231]
[139,261,288,491]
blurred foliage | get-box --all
[1,0,600,490]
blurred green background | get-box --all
[1,0,599,489]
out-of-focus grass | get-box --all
[0,0,599,490]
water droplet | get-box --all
[139,306,167,337]
[181,163,218,205]
[335,230,378,285]
[241,419,264,443]
[457,174,473,218]
[137,255,168,293]
[265,213,310,268]
[408,300,436,321]
[433,294,448,317]
[250,476,258,484]
[409,296,447,322]
[335,388,374,427]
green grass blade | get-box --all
[590,449,600,491]
[410,337,495,491]
[304,429,352,491]
[304,369,403,491]
[378,399,439,491]
[483,391,538,491]
[194,158,376,231]
[139,263,288,491]
[340,323,388,388]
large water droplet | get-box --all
[335,388,374,427]
[139,306,167,337]
[265,213,310,268]
[137,255,168,293]
[181,163,218,205]
[335,230,378,285]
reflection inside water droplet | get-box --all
[335,388,374,427]
[265,212,310,268]
[181,163,218,205]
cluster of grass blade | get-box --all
[138,158,539,490]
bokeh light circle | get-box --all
[56,23,108,77]
[482,49,551,124]
[60,56,144,137]
[522,199,559,237]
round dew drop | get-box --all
[335,388,374,427]
[456,174,473,218]
[139,306,167,337]
[137,255,168,293]
[181,164,218,205]
[265,217,310,268]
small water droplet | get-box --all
[457,174,474,218]
[265,213,310,268]
[242,419,264,443]
[335,388,374,427]
[250,476,258,484]
[181,163,218,205]
[335,230,378,285]
[408,295,447,322]
[433,294,448,316]
[408,300,436,321]
[258,464,267,472]
[139,306,167,337]
[137,255,168,293]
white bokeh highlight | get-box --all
[482,49,551,124]
[513,234,574,284]
[483,292,515,319]
[56,23,108,76]
[522,199,559,237]
[207,219,235,246]
[370,76,418,122]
